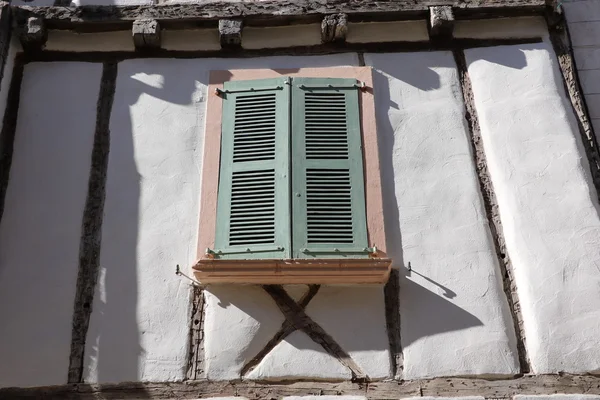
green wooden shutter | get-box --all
[291,77,369,259]
[214,78,291,259]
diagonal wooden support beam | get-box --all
[263,285,367,381]
[241,285,320,377]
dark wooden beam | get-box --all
[17,37,545,64]
[2,374,600,399]
[12,0,552,32]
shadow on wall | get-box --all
[86,59,200,384]
[86,44,532,382]
[372,64,485,347]
[368,47,529,348]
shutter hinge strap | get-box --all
[301,246,377,254]
[215,86,283,96]
[298,81,367,90]
[206,246,284,256]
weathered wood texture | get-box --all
[263,285,367,381]
[218,19,242,48]
[132,18,161,48]
[2,374,600,399]
[12,0,551,31]
[67,62,116,384]
[241,285,320,377]
[0,55,22,235]
[321,13,347,43]
[383,269,402,379]
[186,286,205,380]
[549,17,600,200]
[453,48,530,374]
[19,16,47,50]
[430,6,455,38]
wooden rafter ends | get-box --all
[12,0,555,32]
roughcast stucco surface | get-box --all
[466,42,600,374]
[0,62,101,387]
[366,51,519,380]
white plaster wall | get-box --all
[0,62,101,387]
[454,17,548,39]
[563,0,600,142]
[83,54,380,384]
[466,42,600,374]
[83,59,205,383]
[366,51,520,379]
[45,31,134,52]
[346,21,428,43]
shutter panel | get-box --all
[291,77,369,259]
[214,78,291,259]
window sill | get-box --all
[192,258,392,284]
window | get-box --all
[194,68,391,284]
[213,77,369,260]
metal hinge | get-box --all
[300,246,377,254]
[297,81,367,91]
[214,86,283,96]
[206,246,284,256]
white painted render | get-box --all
[45,30,135,52]
[83,58,204,383]
[243,24,322,49]
[366,51,520,380]
[1,11,600,388]
[466,42,600,374]
[204,285,286,380]
[304,286,391,379]
[346,21,429,43]
[81,54,367,384]
[0,62,102,387]
[246,330,352,380]
[454,17,548,39]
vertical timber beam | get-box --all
[384,269,403,379]
[0,0,13,227]
[67,62,117,383]
[0,55,23,229]
[453,49,531,374]
[186,286,205,380]
[548,15,600,198]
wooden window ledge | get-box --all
[192,258,392,284]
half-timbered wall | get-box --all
[0,5,599,400]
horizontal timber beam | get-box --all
[15,37,545,63]
[12,0,554,31]
[1,374,600,399]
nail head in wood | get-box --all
[219,19,243,49]
[20,17,47,50]
[132,18,161,49]
[429,6,454,38]
[321,13,348,43]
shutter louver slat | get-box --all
[292,78,369,259]
[214,78,291,260]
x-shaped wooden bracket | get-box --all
[241,284,367,381]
